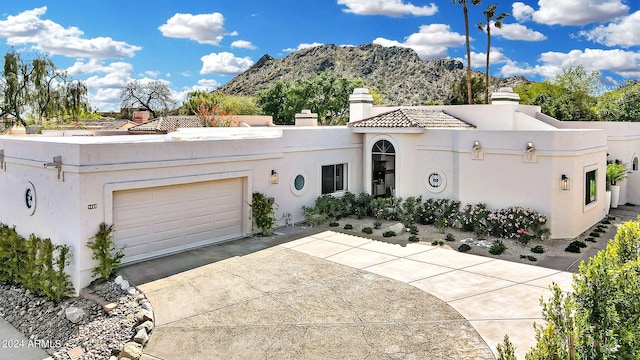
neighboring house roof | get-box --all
[128,116,204,134]
[348,108,475,129]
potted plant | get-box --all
[606,163,629,208]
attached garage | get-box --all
[113,178,245,263]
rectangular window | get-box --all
[322,164,347,194]
[585,169,597,205]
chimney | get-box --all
[349,88,373,122]
[295,109,318,126]
[490,87,520,104]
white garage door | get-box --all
[113,178,243,263]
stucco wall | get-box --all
[0,127,363,293]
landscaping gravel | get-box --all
[0,277,150,359]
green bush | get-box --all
[528,217,640,358]
[431,238,444,246]
[0,223,73,302]
[87,223,124,282]
[489,240,507,255]
[531,245,545,254]
[408,235,420,242]
[343,223,353,230]
[458,244,472,252]
[382,230,396,238]
[362,227,373,234]
[329,222,340,227]
[445,233,456,242]
[251,192,276,235]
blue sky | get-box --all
[1,0,638,111]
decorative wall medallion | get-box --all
[424,169,447,193]
[25,181,37,215]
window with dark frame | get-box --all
[585,169,597,205]
[322,164,346,194]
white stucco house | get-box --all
[0,87,639,293]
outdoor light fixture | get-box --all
[270,170,279,184]
[525,142,535,153]
[561,174,570,191]
[0,150,4,170]
[472,141,481,151]
[44,155,63,180]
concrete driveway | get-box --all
[122,230,573,359]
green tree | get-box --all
[257,71,365,125]
[452,0,482,105]
[63,80,89,121]
[1,51,92,128]
[120,80,175,118]
[595,81,640,121]
[182,90,258,116]
[447,76,485,104]
[515,64,600,121]
[477,4,508,104]
[526,217,640,359]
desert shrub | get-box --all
[458,244,472,252]
[354,192,373,219]
[528,217,640,358]
[87,223,124,282]
[409,225,419,235]
[252,192,276,235]
[459,203,490,232]
[497,334,517,360]
[400,196,422,226]
[487,206,549,239]
[521,255,537,262]
[565,242,582,253]
[589,231,601,238]
[373,220,382,229]
[445,233,456,242]
[408,235,420,242]
[434,217,448,233]
[329,222,340,227]
[489,240,507,255]
[343,223,353,230]
[0,224,73,302]
[383,230,396,238]
[314,194,345,221]
[362,227,373,234]
[431,238,444,246]
[531,245,545,254]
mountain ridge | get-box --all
[216,43,530,105]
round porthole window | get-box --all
[25,181,37,215]
[294,175,305,191]
[424,169,447,193]
[291,171,308,196]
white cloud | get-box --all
[283,42,324,52]
[519,0,629,26]
[231,40,256,49]
[470,50,509,70]
[0,7,140,59]
[144,70,160,78]
[498,48,640,79]
[512,2,534,22]
[373,24,465,60]
[200,52,254,75]
[580,11,640,47]
[492,23,547,41]
[197,79,221,89]
[159,12,234,45]
[337,0,437,17]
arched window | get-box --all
[633,156,639,171]
[372,140,396,197]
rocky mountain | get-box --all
[216,43,531,105]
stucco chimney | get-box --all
[349,88,373,122]
[490,87,520,104]
[295,109,318,126]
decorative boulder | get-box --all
[64,306,86,324]
[388,223,405,234]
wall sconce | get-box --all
[270,170,279,184]
[472,141,481,151]
[44,155,62,180]
[525,142,535,153]
[561,174,570,191]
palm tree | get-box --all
[452,0,482,105]
[477,4,509,103]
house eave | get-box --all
[350,127,425,134]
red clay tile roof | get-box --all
[348,108,475,129]
[128,116,204,133]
